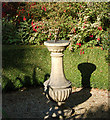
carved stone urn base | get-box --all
[44,79,72,106]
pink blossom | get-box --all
[83,26,85,28]
[80,5,83,8]
[44,8,46,11]
[42,7,43,10]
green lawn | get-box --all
[2,45,108,92]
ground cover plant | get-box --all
[2,45,108,92]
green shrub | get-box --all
[2,2,109,49]
[2,18,21,44]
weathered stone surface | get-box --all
[44,40,72,105]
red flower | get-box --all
[37,26,39,28]
[73,28,76,33]
[33,28,37,32]
[97,38,100,41]
[76,43,81,47]
[3,3,6,7]
[82,51,84,54]
[22,9,24,11]
[42,7,43,10]
[44,8,46,11]
[23,16,26,21]
[79,43,81,47]
[98,26,102,30]
[101,47,103,50]
[32,3,36,5]
[90,35,93,38]
[31,21,33,26]
[64,10,66,12]
[83,26,85,28]
[28,13,29,16]
[84,21,86,24]
[32,25,35,28]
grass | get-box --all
[2,45,108,92]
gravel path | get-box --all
[2,87,109,119]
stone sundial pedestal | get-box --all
[44,40,72,118]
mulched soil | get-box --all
[2,87,109,119]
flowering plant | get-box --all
[2,2,109,50]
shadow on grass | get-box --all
[2,66,46,92]
[78,62,96,88]
[2,76,15,92]
[2,48,25,72]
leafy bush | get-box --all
[2,2,109,49]
[2,18,21,44]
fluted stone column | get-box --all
[44,40,72,106]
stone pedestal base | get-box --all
[44,82,72,106]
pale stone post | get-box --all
[44,40,72,106]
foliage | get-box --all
[2,18,20,44]
[2,2,109,50]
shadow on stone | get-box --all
[67,88,92,107]
[78,62,96,88]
